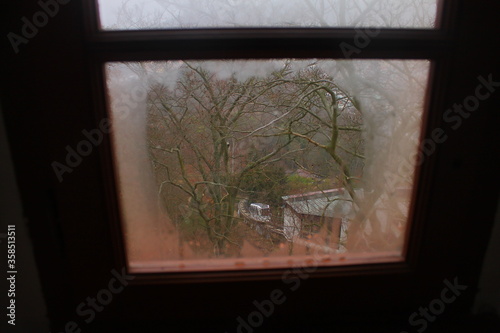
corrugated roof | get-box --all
[284,191,353,218]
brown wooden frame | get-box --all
[87,0,452,283]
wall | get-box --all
[0,102,49,332]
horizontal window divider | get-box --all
[90,27,448,40]
[86,29,453,61]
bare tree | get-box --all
[147,61,307,256]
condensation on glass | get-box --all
[97,0,439,30]
[105,59,430,272]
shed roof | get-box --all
[282,188,355,218]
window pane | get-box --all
[105,59,430,273]
[98,0,439,30]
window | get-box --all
[90,0,445,275]
[97,0,440,30]
[107,59,430,273]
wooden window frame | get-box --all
[84,0,454,283]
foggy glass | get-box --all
[98,0,438,30]
[106,59,430,272]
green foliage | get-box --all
[286,174,316,192]
[286,173,342,194]
[240,165,288,207]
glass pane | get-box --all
[98,0,439,30]
[105,59,430,272]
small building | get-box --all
[282,189,355,245]
[248,203,271,222]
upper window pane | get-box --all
[97,0,439,30]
